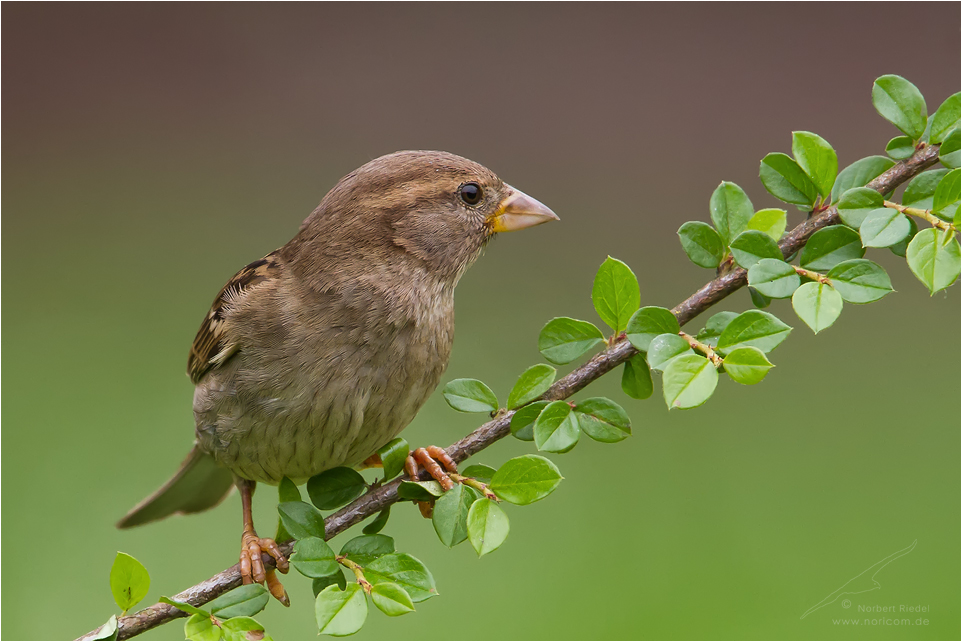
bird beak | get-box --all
[487,185,560,234]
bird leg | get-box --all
[404,446,458,518]
[237,478,290,606]
[359,453,382,469]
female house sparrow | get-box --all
[118,150,558,602]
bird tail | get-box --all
[117,444,234,529]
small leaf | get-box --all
[677,221,725,268]
[746,208,788,241]
[903,169,950,210]
[646,333,693,371]
[929,92,961,144]
[291,537,339,579]
[662,354,719,410]
[442,379,499,413]
[185,613,222,641]
[722,347,773,385]
[397,480,445,502]
[315,584,367,637]
[906,228,962,294]
[489,454,563,505]
[91,615,119,641]
[800,225,864,270]
[220,616,266,641]
[792,282,843,333]
[506,364,556,409]
[207,585,270,619]
[363,507,391,535]
[626,306,680,352]
[621,354,653,400]
[533,400,581,453]
[695,311,738,348]
[747,258,800,299]
[715,310,792,355]
[940,127,961,169]
[831,156,895,203]
[710,181,754,245]
[837,187,884,228]
[466,499,510,557]
[749,287,771,309]
[591,256,640,333]
[460,464,497,483]
[110,552,150,613]
[826,259,893,304]
[160,596,210,617]
[538,317,605,364]
[872,74,927,139]
[432,484,480,547]
[307,468,366,510]
[575,397,631,443]
[377,438,409,481]
[888,216,915,257]
[729,230,783,269]
[365,553,438,603]
[859,208,911,248]
[339,534,395,566]
[885,135,916,160]
[759,152,818,207]
[312,570,348,597]
[371,582,415,617]
[933,168,961,222]
[275,477,301,542]
[509,400,548,442]
[277,501,326,540]
[792,131,838,198]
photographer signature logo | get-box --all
[800,540,917,619]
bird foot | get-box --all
[240,529,290,606]
[404,446,496,518]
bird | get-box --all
[117,150,558,604]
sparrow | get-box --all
[117,150,558,603]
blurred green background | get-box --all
[3,4,959,640]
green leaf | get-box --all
[885,135,916,160]
[889,215,918,258]
[837,187,884,228]
[626,306,680,352]
[220,616,266,641]
[933,168,961,222]
[677,221,725,268]
[903,168,950,210]
[729,230,782,269]
[710,181,754,245]
[460,464,497,483]
[397,480,445,502]
[489,454,563,505]
[91,615,119,641]
[275,477,301,542]
[506,364,556,409]
[646,333,693,371]
[538,317,605,365]
[695,311,738,348]
[826,259,893,303]
[722,347,773,385]
[749,287,772,309]
[339,534,395,566]
[662,354,719,410]
[747,259,800,299]
[432,484,481,547]
[929,92,961,144]
[759,152,818,207]
[906,228,962,294]
[872,74,927,139]
[575,397,631,443]
[312,570,348,597]
[315,584,367,637]
[792,131,838,198]
[940,127,961,169]
[746,208,788,241]
[362,507,391,535]
[715,310,792,355]
[365,553,438,603]
[859,208,911,248]
[206,585,269,619]
[621,354,653,400]
[377,438,409,481]
[831,156,895,203]
[800,225,864,270]
[160,596,209,617]
[185,613,222,641]
[792,282,843,334]
[533,400,581,453]
[307,468,366,510]
[591,256,640,333]
[509,400,547,441]
[371,582,415,617]
[290,537,339,579]
[277,501,325,540]
[442,378,499,413]
[110,552,150,613]
[466,498,510,557]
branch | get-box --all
[81,142,941,641]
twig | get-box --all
[79,142,941,641]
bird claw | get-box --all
[240,530,290,604]
[406,446,479,518]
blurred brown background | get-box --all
[3,3,959,640]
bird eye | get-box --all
[458,182,483,206]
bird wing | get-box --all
[187,251,282,383]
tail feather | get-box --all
[117,445,234,529]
